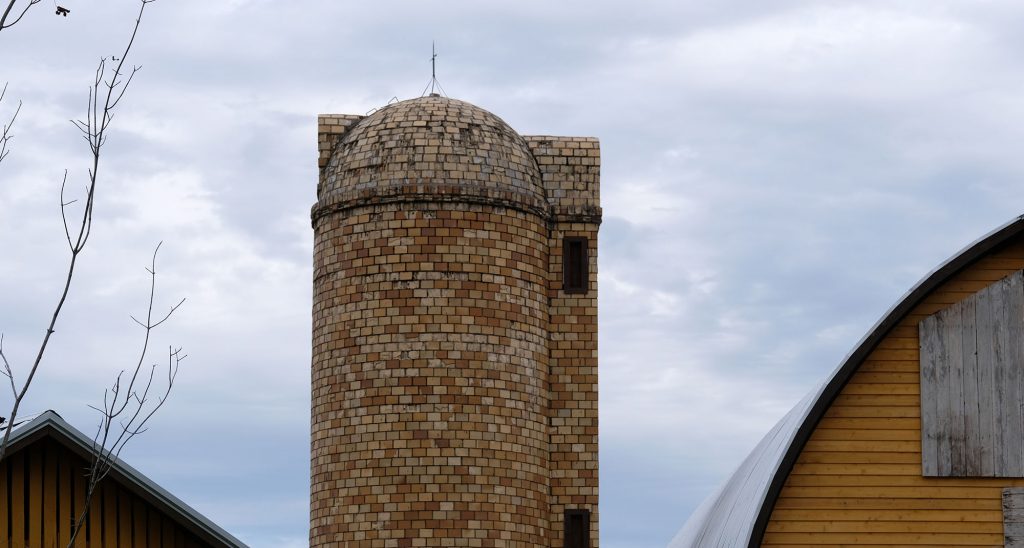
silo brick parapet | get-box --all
[523,136,602,224]
[317,114,363,169]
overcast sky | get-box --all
[4,1,1024,546]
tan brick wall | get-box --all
[545,226,599,548]
[312,202,551,546]
[312,97,600,547]
[526,136,601,547]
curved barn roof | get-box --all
[670,214,1024,548]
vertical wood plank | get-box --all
[995,274,1020,475]
[73,457,87,548]
[936,308,952,475]
[162,512,174,547]
[29,445,43,548]
[943,300,966,476]
[0,454,8,545]
[134,496,147,548]
[88,481,103,548]
[147,507,161,548]
[920,313,941,476]
[1009,271,1024,475]
[976,280,999,477]
[44,441,58,548]
[960,294,982,476]
[56,445,73,548]
[989,274,1007,475]
[119,487,131,548]
[11,452,25,548]
[104,483,117,548]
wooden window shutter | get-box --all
[920,270,1024,477]
[563,237,588,294]
[564,509,590,548]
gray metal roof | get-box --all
[669,214,1024,548]
[669,389,819,548]
[6,410,247,548]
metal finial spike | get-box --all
[422,42,447,98]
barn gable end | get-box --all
[3,411,244,548]
[673,215,1024,547]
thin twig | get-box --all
[0,82,22,164]
[0,334,16,396]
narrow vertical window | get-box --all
[563,237,588,294]
[564,509,590,548]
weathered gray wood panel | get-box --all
[977,283,999,476]
[961,296,983,476]
[946,299,966,475]
[920,311,942,475]
[1004,488,1024,547]
[920,270,1024,477]
[1006,274,1024,475]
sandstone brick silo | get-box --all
[311,95,600,547]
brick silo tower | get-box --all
[311,95,600,547]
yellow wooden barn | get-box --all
[0,411,244,547]
[674,216,1024,547]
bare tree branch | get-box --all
[0,0,40,31]
[66,244,182,548]
[0,2,174,544]
[0,0,158,465]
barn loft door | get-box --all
[920,269,1024,477]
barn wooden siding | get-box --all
[763,238,1024,546]
[0,437,211,548]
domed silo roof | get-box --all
[318,95,546,215]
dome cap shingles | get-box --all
[318,96,546,217]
